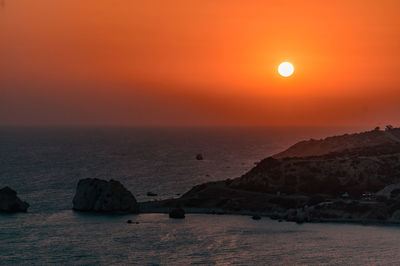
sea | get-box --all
[2,126,400,265]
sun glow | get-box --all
[278,62,294,77]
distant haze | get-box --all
[1,0,400,126]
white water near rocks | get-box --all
[3,126,399,265]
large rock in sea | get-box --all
[0,187,29,213]
[73,178,139,213]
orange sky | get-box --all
[1,0,400,126]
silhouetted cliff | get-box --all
[273,127,400,158]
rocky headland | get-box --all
[141,126,400,224]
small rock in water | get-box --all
[270,214,280,220]
[169,207,185,219]
[196,154,204,160]
[147,192,158,197]
[252,215,261,220]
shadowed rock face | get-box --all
[0,187,29,213]
[73,178,139,213]
[230,146,400,197]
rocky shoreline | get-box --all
[138,205,400,226]
[138,188,400,224]
[5,126,400,226]
[137,126,400,224]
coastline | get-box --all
[138,201,400,226]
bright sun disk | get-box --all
[278,62,294,77]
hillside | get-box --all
[273,127,400,159]
[143,126,400,223]
[230,144,400,197]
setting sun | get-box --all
[3,1,400,264]
[278,62,294,77]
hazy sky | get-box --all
[1,0,400,126]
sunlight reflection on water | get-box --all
[2,212,400,264]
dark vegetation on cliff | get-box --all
[230,144,400,197]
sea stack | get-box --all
[0,187,30,213]
[73,178,139,213]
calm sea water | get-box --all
[3,126,400,265]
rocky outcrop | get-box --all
[0,187,29,213]
[73,178,139,213]
[169,207,185,218]
[147,192,158,197]
[196,154,204,160]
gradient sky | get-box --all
[1,0,400,126]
